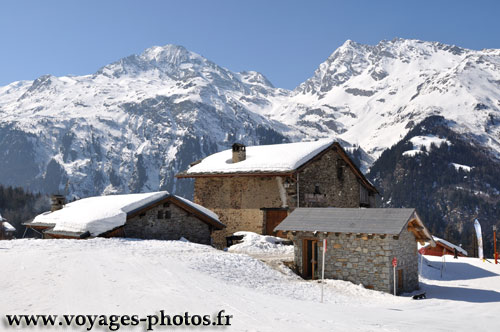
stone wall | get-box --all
[124,203,212,244]
[193,147,376,247]
[389,226,419,293]
[293,229,419,294]
[194,176,283,247]
[297,149,364,208]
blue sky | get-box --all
[1,0,499,89]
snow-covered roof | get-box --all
[31,192,169,236]
[181,140,334,175]
[425,236,468,256]
[173,195,219,222]
[28,192,223,237]
[2,221,16,232]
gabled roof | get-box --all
[422,236,468,256]
[176,140,377,193]
[25,191,224,237]
[2,221,16,232]
[274,208,434,244]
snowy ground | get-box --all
[1,238,499,331]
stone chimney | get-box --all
[50,195,66,212]
[232,143,246,163]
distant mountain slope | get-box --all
[0,39,499,205]
[0,45,294,198]
[262,38,500,160]
[368,116,500,257]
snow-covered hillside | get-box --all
[1,238,499,331]
[0,39,499,198]
[263,38,500,159]
[0,45,293,198]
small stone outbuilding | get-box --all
[0,213,16,240]
[275,208,435,294]
[24,192,224,245]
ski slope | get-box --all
[0,238,499,331]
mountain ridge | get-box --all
[0,38,499,202]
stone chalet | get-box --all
[24,192,224,245]
[275,208,435,294]
[0,213,16,240]
[176,140,378,247]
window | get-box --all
[360,186,369,206]
[157,211,164,219]
[337,161,345,181]
[139,212,146,218]
[165,211,171,219]
[314,184,321,194]
[163,202,170,208]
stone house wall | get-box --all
[123,202,212,244]
[293,228,419,294]
[194,176,283,246]
[194,147,374,247]
[296,149,365,208]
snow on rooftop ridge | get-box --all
[174,195,219,222]
[186,139,334,174]
[31,191,169,236]
[2,222,15,232]
[433,236,468,256]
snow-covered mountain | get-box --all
[0,39,499,200]
[0,45,293,198]
[262,38,500,159]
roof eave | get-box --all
[176,171,294,178]
[405,211,435,246]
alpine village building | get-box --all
[0,213,16,240]
[275,208,435,294]
[176,140,379,247]
[24,192,225,245]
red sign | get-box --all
[392,257,398,267]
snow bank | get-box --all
[2,238,499,331]
[186,140,333,174]
[31,191,168,236]
[227,231,293,255]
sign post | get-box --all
[392,257,397,296]
[494,225,497,265]
[321,238,327,303]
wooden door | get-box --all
[397,269,404,294]
[265,210,288,237]
[303,239,319,280]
